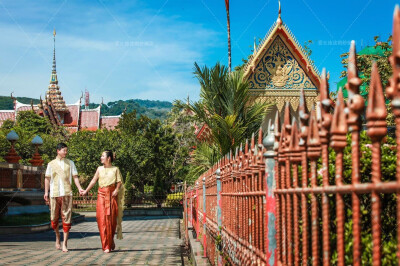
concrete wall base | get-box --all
[188,228,211,266]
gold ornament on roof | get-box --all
[247,36,316,90]
[271,64,290,87]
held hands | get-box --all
[79,188,87,196]
[112,190,118,197]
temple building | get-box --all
[196,4,321,140]
[0,30,120,132]
[243,3,320,121]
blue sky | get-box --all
[0,0,397,104]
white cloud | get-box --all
[0,0,221,104]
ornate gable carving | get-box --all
[247,35,317,90]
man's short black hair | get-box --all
[56,143,68,151]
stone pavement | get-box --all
[0,216,184,265]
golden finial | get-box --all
[53,28,56,37]
[253,37,257,53]
[278,0,281,17]
[277,0,282,24]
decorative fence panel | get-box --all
[73,192,184,210]
[0,162,44,190]
[184,6,400,266]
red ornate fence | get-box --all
[184,6,400,266]
[0,162,44,190]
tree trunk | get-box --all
[226,1,232,72]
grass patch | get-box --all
[0,212,81,226]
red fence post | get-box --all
[184,181,189,247]
[385,6,400,261]
[196,181,200,242]
[366,62,387,266]
[289,119,301,266]
[299,88,309,265]
[346,41,364,266]
[263,120,277,266]
[319,68,333,265]
[216,167,223,266]
[202,177,207,258]
[307,108,322,265]
[283,103,293,265]
[330,88,347,266]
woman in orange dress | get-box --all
[83,150,124,253]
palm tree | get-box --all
[188,62,272,174]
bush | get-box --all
[322,131,398,265]
[165,192,183,207]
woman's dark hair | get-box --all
[104,150,114,163]
[56,143,68,151]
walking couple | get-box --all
[43,143,125,253]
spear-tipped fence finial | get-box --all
[330,88,348,150]
[367,62,387,139]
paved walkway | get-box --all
[0,216,183,265]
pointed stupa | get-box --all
[45,29,69,113]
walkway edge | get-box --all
[188,227,211,266]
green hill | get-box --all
[0,96,40,110]
[87,99,172,120]
[0,95,172,120]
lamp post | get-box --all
[4,130,21,164]
[29,135,44,166]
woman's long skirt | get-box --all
[96,185,118,251]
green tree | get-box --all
[165,100,198,182]
[340,36,392,88]
[117,110,190,195]
[187,62,271,175]
[340,36,394,125]
[0,111,66,165]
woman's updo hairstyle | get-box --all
[104,150,115,163]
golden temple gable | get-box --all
[243,6,321,113]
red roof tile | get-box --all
[80,108,100,131]
[63,104,80,126]
[15,101,39,113]
[0,111,15,126]
[100,116,120,130]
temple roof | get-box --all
[15,100,39,113]
[243,12,321,91]
[0,110,15,127]
[63,100,81,127]
[100,115,121,130]
[80,105,101,131]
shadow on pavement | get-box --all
[0,231,99,242]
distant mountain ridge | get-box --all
[0,96,172,120]
[86,99,173,120]
[0,96,40,110]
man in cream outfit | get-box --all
[44,143,84,252]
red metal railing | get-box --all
[185,128,271,265]
[184,6,400,266]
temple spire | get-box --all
[53,29,56,72]
[50,29,58,85]
[44,29,68,113]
